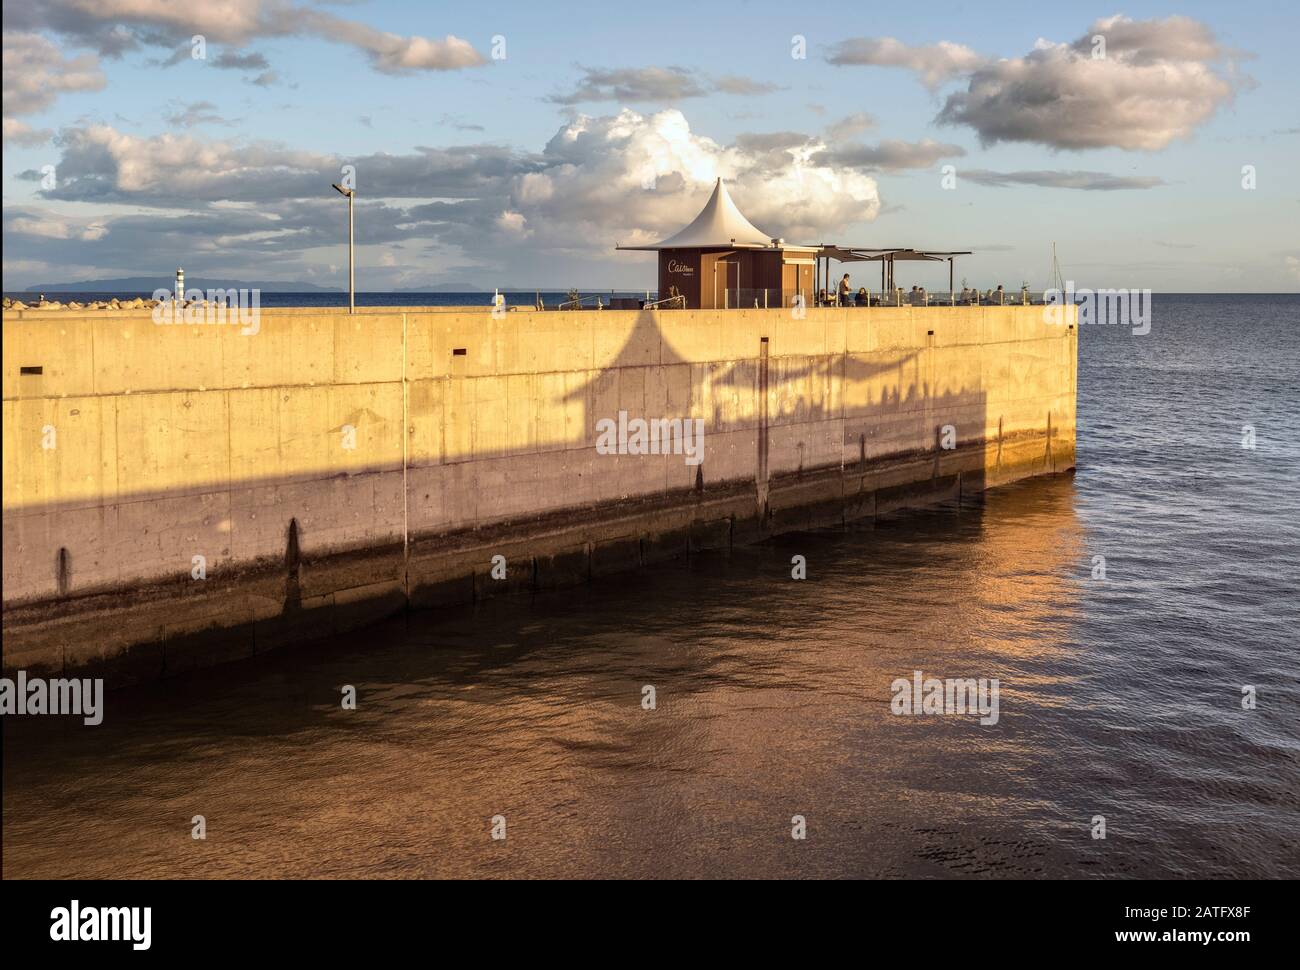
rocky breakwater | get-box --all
[3,296,164,311]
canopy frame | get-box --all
[815,246,972,299]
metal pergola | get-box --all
[814,246,973,299]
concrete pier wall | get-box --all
[2,304,1077,683]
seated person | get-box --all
[817,288,829,307]
[855,286,869,306]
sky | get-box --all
[2,0,1297,292]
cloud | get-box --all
[2,30,107,117]
[3,117,54,146]
[550,66,776,104]
[440,115,485,132]
[732,131,819,176]
[155,45,270,72]
[825,112,877,142]
[734,130,962,176]
[7,109,879,285]
[4,0,487,72]
[960,169,1166,190]
[1067,14,1223,64]
[825,37,986,88]
[307,22,485,74]
[21,126,321,204]
[495,210,530,237]
[505,109,880,244]
[210,49,271,71]
[734,131,811,152]
[823,17,1239,151]
[937,15,1237,150]
[713,75,781,96]
[6,210,107,241]
[30,123,520,206]
[163,100,237,129]
[813,139,965,172]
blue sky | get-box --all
[3,0,1297,291]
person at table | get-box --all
[838,273,852,305]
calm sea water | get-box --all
[4,294,1298,879]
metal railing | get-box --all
[643,294,686,309]
[551,287,1050,312]
[557,293,606,310]
[723,288,811,310]
[820,287,1045,307]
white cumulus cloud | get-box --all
[2,30,106,117]
[7,109,881,286]
[938,15,1238,150]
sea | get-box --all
[3,293,1298,878]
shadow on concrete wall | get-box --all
[3,307,1074,683]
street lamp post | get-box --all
[332,183,355,314]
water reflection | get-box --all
[5,476,1105,879]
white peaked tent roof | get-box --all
[617,178,776,251]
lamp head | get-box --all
[332,183,354,198]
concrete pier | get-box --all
[2,303,1077,684]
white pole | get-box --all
[348,193,355,315]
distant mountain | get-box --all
[390,283,634,291]
[23,277,341,293]
[392,284,614,293]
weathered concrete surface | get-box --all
[2,304,1077,684]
